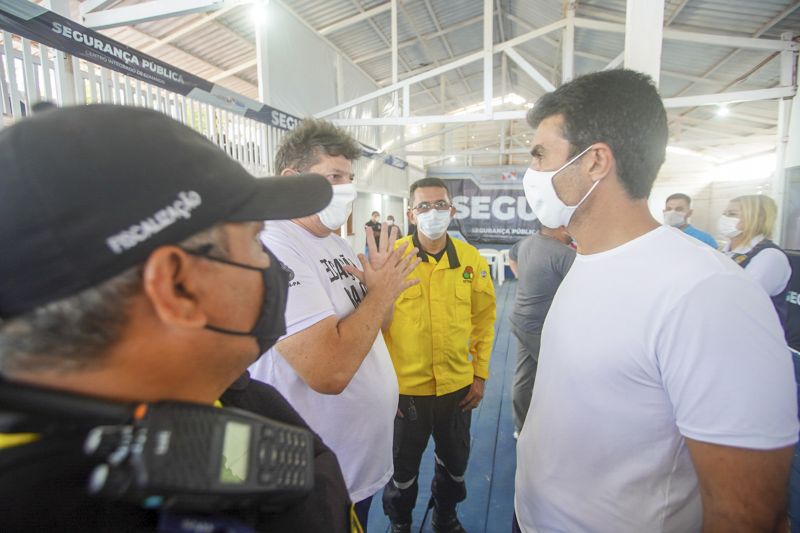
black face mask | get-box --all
[185,245,289,354]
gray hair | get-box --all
[274,118,362,173]
[0,225,227,375]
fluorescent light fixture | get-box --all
[666,145,700,157]
[451,93,528,115]
[505,93,526,105]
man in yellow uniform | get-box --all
[382,178,496,533]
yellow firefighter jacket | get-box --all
[384,234,496,396]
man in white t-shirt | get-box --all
[515,69,799,532]
[249,119,420,530]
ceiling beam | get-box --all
[346,0,416,85]
[331,110,527,126]
[340,0,441,109]
[572,17,796,51]
[117,26,257,90]
[82,0,250,30]
[405,147,531,156]
[672,113,776,134]
[316,50,485,118]
[138,7,236,54]
[664,0,690,26]
[420,0,474,106]
[396,2,452,112]
[671,134,777,148]
[665,86,795,108]
[505,47,556,92]
[670,1,800,102]
[79,0,117,15]
[354,14,484,65]
[207,58,257,82]
[396,124,469,149]
[329,85,795,127]
[319,2,391,36]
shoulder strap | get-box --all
[732,239,783,268]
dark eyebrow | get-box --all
[330,167,355,178]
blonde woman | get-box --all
[718,194,791,323]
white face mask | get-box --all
[318,183,356,230]
[663,210,687,227]
[717,215,742,238]
[522,145,598,229]
[416,209,452,240]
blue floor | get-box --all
[368,280,519,533]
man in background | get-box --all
[383,178,496,533]
[663,192,717,247]
[366,210,382,250]
[386,214,403,238]
[248,119,420,530]
[508,223,575,439]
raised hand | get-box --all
[345,240,421,302]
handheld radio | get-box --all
[0,381,314,513]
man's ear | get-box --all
[586,143,614,183]
[280,168,296,177]
[688,208,694,219]
[407,209,416,226]
[141,247,208,328]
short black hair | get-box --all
[371,211,380,216]
[31,101,57,114]
[527,69,667,199]
[274,118,362,173]
[409,177,451,203]
[666,193,691,206]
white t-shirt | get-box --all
[248,220,398,502]
[515,226,798,533]
[722,235,791,297]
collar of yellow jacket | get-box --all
[410,232,461,269]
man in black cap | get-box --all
[0,105,355,532]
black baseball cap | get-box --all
[0,105,332,319]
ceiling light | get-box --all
[410,126,420,135]
[252,1,269,25]
[450,92,528,115]
[716,105,729,117]
[449,156,456,162]
[503,93,526,106]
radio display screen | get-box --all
[220,421,251,484]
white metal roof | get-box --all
[71,0,797,175]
